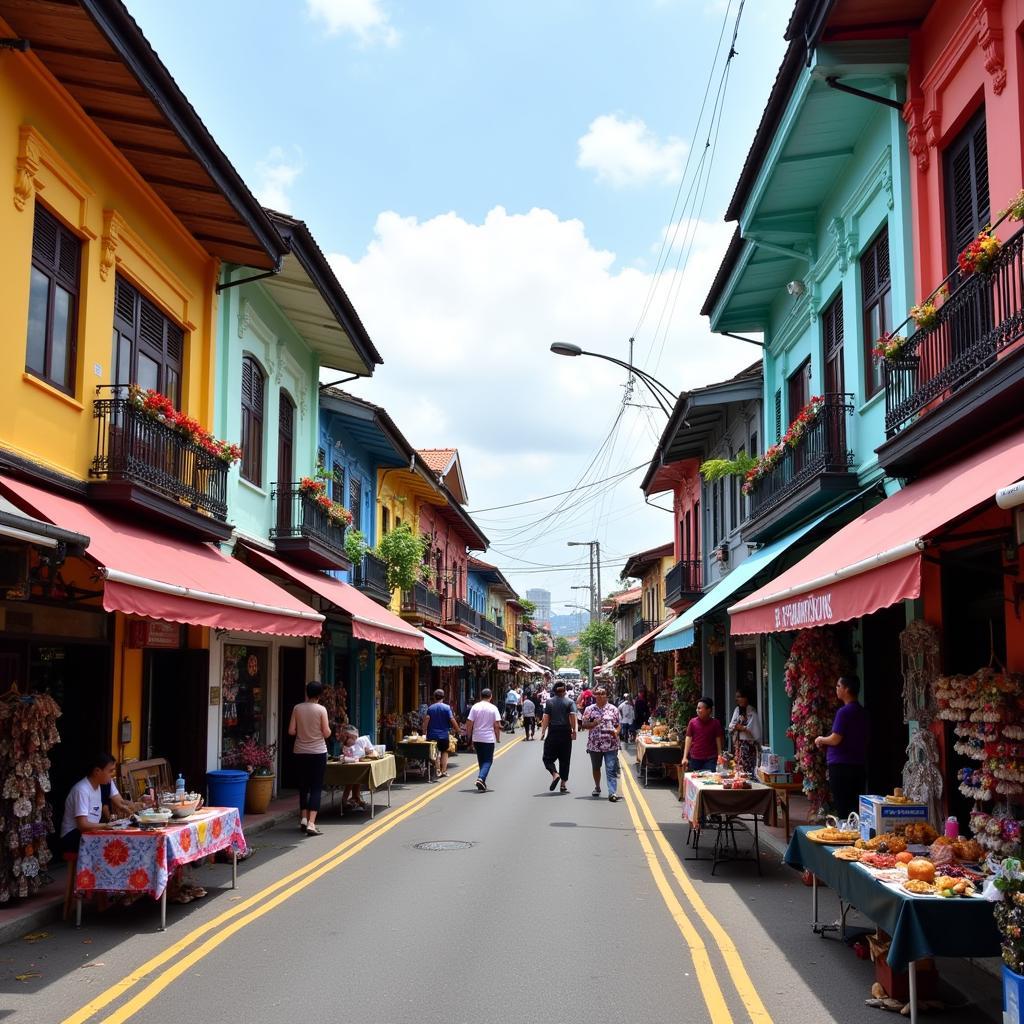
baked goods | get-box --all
[807,827,859,844]
[833,847,862,861]
[934,875,976,897]
[903,879,936,895]
[901,822,938,845]
[855,833,907,853]
[895,851,914,864]
[884,788,911,804]
[952,838,984,862]
[907,858,936,882]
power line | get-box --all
[466,462,647,514]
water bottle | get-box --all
[945,815,960,839]
[175,773,185,801]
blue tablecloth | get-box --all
[785,826,1000,969]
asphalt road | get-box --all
[0,736,1005,1024]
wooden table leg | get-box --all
[782,791,791,841]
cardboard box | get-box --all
[858,794,929,840]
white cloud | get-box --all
[577,114,687,188]
[254,146,304,214]
[326,206,750,596]
[306,0,398,47]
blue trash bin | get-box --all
[206,769,249,818]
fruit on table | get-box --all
[907,858,936,883]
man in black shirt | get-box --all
[540,681,577,793]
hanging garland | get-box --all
[784,628,845,819]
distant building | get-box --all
[526,588,551,623]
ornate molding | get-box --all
[13,127,40,212]
[975,0,1006,94]
[881,165,894,210]
[99,210,124,282]
[904,98,929,172]
[827,218,850,274]
[237,298,278,351]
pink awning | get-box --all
[0,476,322,637]
[244,547,424,652]
[424,627,510,670]
[728,426,1024,635]
[624,619,671,664]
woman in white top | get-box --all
[617,695,636,744]
[728,690,762,775]
[288,681,332,836]
[340,725,378,811]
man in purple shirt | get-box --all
[814,675,868,818]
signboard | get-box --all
[127,620,182,649]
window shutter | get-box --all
[114,277,137,328]
[279,391,294,438]
[824,293,844,355]
[945,109,990,263]
[31,205,58,268]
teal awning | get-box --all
[654,494,866,653]
[421,631,464,667]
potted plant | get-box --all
[222,737,277,814]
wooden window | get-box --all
[111,276,184,405]
[693,499,699,559]
[822,292,845,396]
[788,359,811,420]
[331,468,344,505]
[349,476,362,533]
[240,356,264,486]
[861,227,892,398]
[710,482,719,546]
[944,108,990,272]
[26,204,80,394]
[381,506,390,535]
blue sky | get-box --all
[128,0,791,611]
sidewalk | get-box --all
[0,791,302,947]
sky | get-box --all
[127,0,791,616]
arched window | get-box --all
[240,356,264,485]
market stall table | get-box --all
[635,736,682,787]
[755,767,804,840]
[785,826,1000,1024]
[73,806,246,931]
[324,754,396,817]
[682,773,773,874]
[394,739,438,782]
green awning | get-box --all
[421,630,464,667]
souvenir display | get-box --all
[0,688,61,902]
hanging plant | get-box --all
[128,385,242,464]
[699,451,757,482]
[375,524,428,593]
[957,229,1001,276]
[741,397,825,495]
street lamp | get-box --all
[550,341,678,417]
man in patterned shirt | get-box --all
[582,686,621,802]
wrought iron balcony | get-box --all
[743,393,856,542]
[632,618,660,641]
[270,483,348,570]
[401,580,441,621]
[445,596,480,632]
[879,225,1024,474]
[665,559,702,606]
[89,390,231,541]
[354,551,391,606]
[479,617,506,645]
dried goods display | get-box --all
[0,688,61,901]
[899,621,943,823]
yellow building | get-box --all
[0,3,321,800]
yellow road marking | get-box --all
[620,759,773,1024]
[63,738,521,1024]
[619,757,734,1024]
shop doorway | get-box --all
[861,604,908,795]
[143,649,209,795]
[277,646,307,791]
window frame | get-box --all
[240,355,265,487]
[860,226,892,399]
[25,203,81,395]
[111,275,184,405]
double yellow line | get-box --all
[63,739,521,1024]
[618,755,773,1024]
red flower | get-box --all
[76,868,96,891]
[128,868,150,891]
[156,844,166,869]
[178,829,192,854]
[212,817,222,840]
[102,838,130,867]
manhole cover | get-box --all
[414,840,474,852]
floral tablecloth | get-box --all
[75,807,246,899]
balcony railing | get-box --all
[479,617,506,645]
[446,596,480,631]
[747,393,854,520]
[884,225,1024,437]
[90,390,228,520]
[665,559,702,605]
[354,551,391,605]
[633,618,660,641]
[401,580,441,620]
[270,483,347,564]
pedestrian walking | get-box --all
[422,688,459,777]
[287,681,332,836]
[521,693,537,739]
[504,686,520,733]
[681,697,724,773]
[540,680,576,793]
[617,694,635,744]
[813,675,868,818]
[582,686,621,801]
[466,688,502,792]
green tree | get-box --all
[578,620,615,662]
[375,523,427,593]
[519,598,536,628]
[554,636,572,658]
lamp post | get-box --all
[550,341,678,417]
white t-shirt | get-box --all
[522,699,536,717]
[618,700,635,724]
[61,776,119,837]
[468,701,501,743]
[342,735,376,761]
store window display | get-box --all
[222,645,267,756]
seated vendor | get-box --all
[60,753,139,853]
[340,725,377,811]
